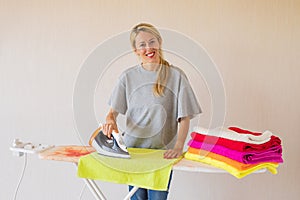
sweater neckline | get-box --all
[138,64,158,74]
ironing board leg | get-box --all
[83,178,107,200]
[123,186,139,200]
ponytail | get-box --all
[153,57,170,96]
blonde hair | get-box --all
[130,23,170,96]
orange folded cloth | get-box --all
[184,151,278,179]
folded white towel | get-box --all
[193,127,272,144]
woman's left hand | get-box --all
[163,148,183,159]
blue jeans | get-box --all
[129,171,172,200]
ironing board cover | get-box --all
[77,148,181,191]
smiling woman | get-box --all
[103,22,201,157]
[101,23,202,200]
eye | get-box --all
[139,43,146,48]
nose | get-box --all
[145,43,151,49]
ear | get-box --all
[158,38,162,47]
[134,49,140,56]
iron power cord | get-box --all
[13,153,28,200]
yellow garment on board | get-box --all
[184,151,278,179]
[77,148,181,191]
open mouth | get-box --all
[145,52,155,58]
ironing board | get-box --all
[38,145,266,200]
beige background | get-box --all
[1,0,299,199]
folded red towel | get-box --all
[191,127,281,152]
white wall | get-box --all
[1,0,299,199]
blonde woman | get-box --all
[103,23,201,200]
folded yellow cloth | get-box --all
[77,148,181,191]
[184,152,278,179]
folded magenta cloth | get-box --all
[188,147,272,171]
[193,126,272,144]
[77,148,181,191]
[191,132,281,152]
[188,140,283,164]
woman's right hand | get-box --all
[102,108,119,138]
[102,121,118,139]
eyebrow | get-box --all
[137,37,156,44]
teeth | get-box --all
[146,52,154,57]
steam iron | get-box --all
[89,126,130,159]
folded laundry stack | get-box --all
[184,126,283,179]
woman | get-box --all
[103,23,201,200]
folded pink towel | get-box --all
[188,140,283,164]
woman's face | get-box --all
[134,31,161,65]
